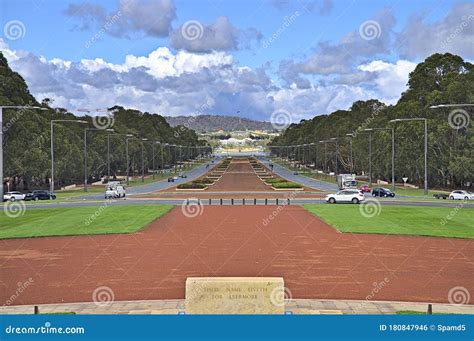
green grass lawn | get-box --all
[304,205,474,239]
[0,204,173,239]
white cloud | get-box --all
[397,2,474,59]
[358,59,416,103]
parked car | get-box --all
[372,187,395,198]
[3,191,25,202]
[105,185,126,199]
[433,193,449,199]
[24,190,56,201]
[448,190,474,200]
[359,184,371,193]
[325,189,365,204]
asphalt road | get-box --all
[3,155,473,209]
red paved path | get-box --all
[1,206,472,305]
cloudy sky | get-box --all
[0,0,473,122]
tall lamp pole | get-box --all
[125,136,134,185]
[345,134,354,173]
[51,119,87,193]
[84,128,114,192]
[141,138,148,182]
[390,118,428,195]
[0,105,47,199]
[364,128,395,191]
[107,133,133,182]
[318,141,328,173]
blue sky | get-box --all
[0,0,472,122]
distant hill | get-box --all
[165,115,274,132]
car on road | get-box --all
[105,185,126,199]
[325,189,365,204]
[372,187,395,198]
[448,190,474,200]
[24,190,56,201]
[179,173,187,178]
[359,184,371,193]
[3,191,25,202]
[168,177,175,182]
[433,193,449,199]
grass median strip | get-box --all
[0,204,174,239]
[304,205,474,239]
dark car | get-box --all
[24,190,56,201]
[433,193,449,199]
[372,187,395,198]
[167,177,175,182]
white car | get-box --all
[105,185,126,199]
[448,190,474,200]
[325,189,365,204]
[3,191,25,202]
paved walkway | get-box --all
[1,299,472,315]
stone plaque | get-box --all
[185,277,285,314]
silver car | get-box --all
[3,191,25,202]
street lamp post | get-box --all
[51,119,88,193]
[319,141,328,173]
[390,118,428,195]
[107,133,133,182]
[84,128,114,192]
[0,105,47,199]
[141,138,148,183]
[125,136,134,185]
[364,128,395,191]
[345,134,354,173]
[330,138,338,175]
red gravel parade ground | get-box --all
[1,204,472,306]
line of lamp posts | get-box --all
[0,105,211,198]
[51,122,210,192]
[267,104,473,195]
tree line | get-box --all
[269,53,473,189]
[0,52,209,191]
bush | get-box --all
[265,178,287,184]
[177,183,207,189]
[272,182,302,189]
